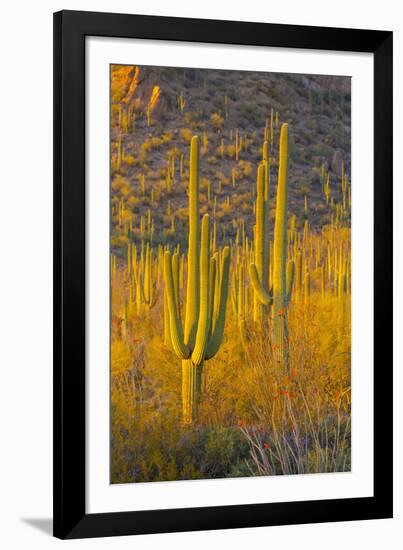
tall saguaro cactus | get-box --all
[249,124,294,366]
[164,136,231,423]
[272,124,294,365]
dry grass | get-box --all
[111,263,351,482]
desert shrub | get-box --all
[123,154,135,166]
[210,112,224,130]
[181,128,193,143]
[226,144,235,159]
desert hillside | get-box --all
[110,64,350,255]
[110,64,351,484]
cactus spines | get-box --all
[164,136,230,423]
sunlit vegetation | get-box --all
[110,65,351,483]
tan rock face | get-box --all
[111,65,169,119]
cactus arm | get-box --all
[262,140,269,164]
[144,244,151,303]
[255,164,265,283]
[238,263,247,347]
[148,286,158,309]
[138,245,157,308]
[253,162,270,322]
[138,273,146,303]
[249,263,273,305]
[206,246,230,359]
[135,274,143,314]
[273,123,289,315]
[296,250,302,295]
[184,136,200,348]
[238,263,244,314]
[192,215,211,366]
[286,259,295,305]
[164,251,190,359]
[231,270,238,317]
[163,287,172,349]
[172,251,180,317]
[262,142,270,287]
[149,248,154,305]
[208,254,217,340]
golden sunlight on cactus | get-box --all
[110,64,351,483]
[164,137,230,423]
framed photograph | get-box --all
[53,10,393,539]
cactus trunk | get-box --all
[250,163,272,323]
[273,123,290,367]
[182,359,203,424]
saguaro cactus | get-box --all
[273,124,294,365]
[249,163,271,322]
[135,242,157,314]
[164,136,231,423]
[231,261,247,349]
[249,124,294,366]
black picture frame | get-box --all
[53,9,393,540]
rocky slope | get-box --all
[110,64,351,251]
